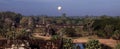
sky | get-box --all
[0,0,120,16]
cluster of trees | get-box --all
[0,11,120,40]
[62,38,73,49]
[85,39,102,49]
[58,15,120,39]
[1,11,120,49]
[60,27,76,37]
[115,43,120,49]
[0,11,84,39]
[0,11,22,38]
[92,16,120,39]
[85,39,113,49]
[0,11,35,39]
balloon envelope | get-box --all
[58,6,62,11]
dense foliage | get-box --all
[0,11,120,40]
[112,30,120,40]
[92,16,120,39]
[62,38,73,49]
[51,35,60,40]
[115,43,120,49]
[62,27,76,37]
[85,39,102,49]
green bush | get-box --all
[85,39,102,49]
[112,30,120,40]
[115,43,120,49]
[62,38,73,49]
[51,35,60,40]
[62,27,76,37]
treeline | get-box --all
[0,11,120,40]
[0,11,84,39]
[92,16,120,39]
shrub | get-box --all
[51,35,59,40]
[62,38,73,49]
[115,43,120,49]
[85,39,102,49]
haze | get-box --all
[0,0,120,16]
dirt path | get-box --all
[32,33,51,40]
[32,33,117,48]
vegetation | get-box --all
[51,35,60,40]
[92,16,120,39]
[62,38,73,49]
[115,43,120,49]
[112,30,120,40]
[0,11,120,39]
[0,11,120,49]
[62,27,76,37]
[85,39,102,49]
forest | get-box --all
[0,11,120,49]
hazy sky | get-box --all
[0,0,120,16]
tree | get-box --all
[62,27,76,37]
[112,30,120,40]
[48,28,56,35]
[77,20,83,25]
[51,35,60,41]
[62,13,66,17]
[56,19,64,24]
[14,13,22,23]
[115,43,120,49]
[85,39,102,49]
[71,20,77,25]
[62,38,73,49]
[83,18,94,35]
[17,29,30,39]
[20,17,28,27]
[6,31,16,39]
[4,18,13,28]
[28,17,35,28]
[92,16,119,38]
[75,27,83,37]
[66,20,72,25]
[104,25,114,38]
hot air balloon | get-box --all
[57,6,62,11]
